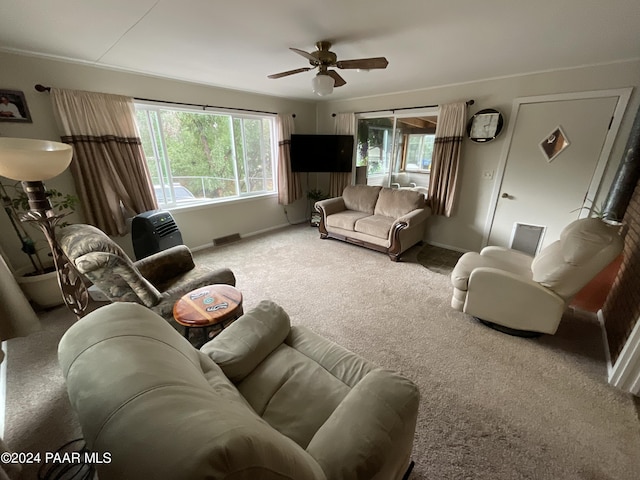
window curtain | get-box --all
[276,114,302,205]
[0,252,40,341]
[0,249,40,480]
[329,113,356,197]
[50,88,157,236]
[427,102,467,216]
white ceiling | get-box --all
[1,0,639,101]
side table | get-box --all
[173,284,243,347]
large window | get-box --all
[135,104,276,208]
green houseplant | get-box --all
[0,180,79,307]
[307,189,328,226]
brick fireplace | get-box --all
[602,176,640,364]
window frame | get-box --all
[135,101,278,211]
[403,132,436,173]
[355,108,438,187]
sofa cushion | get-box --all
[237,343,351,449]
[326,210,371,231]
[342,185,382,214]
[374,188,424,219]
[354,215,395,240]
[236,325,377,451]
[201,301,291,383]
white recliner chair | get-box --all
[450,218,624,336]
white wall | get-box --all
[316,60,640,252]
[0,51,317,269]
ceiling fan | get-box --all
[268,41,389,96]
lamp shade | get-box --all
[312,74,335,96]
[0,137,73,181]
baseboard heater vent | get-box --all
[213,233,241,246]
[510,223,545,256]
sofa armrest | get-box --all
[200,300,290,383]
[466,267,565,334]
[306,369,419,480]
[134,245,195,285]
[395,206,431,229]
[480,246,534,267]
[286,325,376,388]
[315,197,346,217]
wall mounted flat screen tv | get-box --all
[290,134,354,173]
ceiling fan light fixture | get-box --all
[312,74,335,96]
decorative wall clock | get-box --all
[467,108,504,143]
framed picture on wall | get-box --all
[539,125,570,163]
[0,89,32,123]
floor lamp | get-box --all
[0,137,88,318]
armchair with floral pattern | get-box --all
[58,224,236,330]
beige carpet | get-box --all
[5,224,640,479]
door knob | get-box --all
[501,193,510,199]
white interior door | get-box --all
[486,90,631,250]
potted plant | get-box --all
[0,180,78,308]
[307,189,328,226]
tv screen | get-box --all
[290,134,354,173]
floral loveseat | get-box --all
[315,185,431,261]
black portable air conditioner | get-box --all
[131,210,183,260]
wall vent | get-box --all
[510,223,546,256]
[213,233,241,246]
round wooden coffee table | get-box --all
[173,284,243,346]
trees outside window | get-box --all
[135,105,276,208]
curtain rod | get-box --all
[331,99,475,117]
[34,84,294,117]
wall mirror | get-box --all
[467,108,504,143]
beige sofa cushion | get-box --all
[326,210,371,230]
[355,215,395,239]
[200,301,290,383]
[342,185,382,214]
[235,324,378,450]
[374,188,424,218]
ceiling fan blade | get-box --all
[327,70,347,87]
[267,67,313,79]
[336,57,389,70]
[290,48,319,64]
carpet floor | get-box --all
[416,243,464,275]
[5,224,640,479]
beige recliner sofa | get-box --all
[315,185,431,261]
[59,300,420,480]
[450,218,624,336]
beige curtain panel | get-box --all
[0,251,41,343]
[428,102,467,217]
[0,250,40,480]
[330,112,356,197]
[276,114,302,205]
[50,88,157,236]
